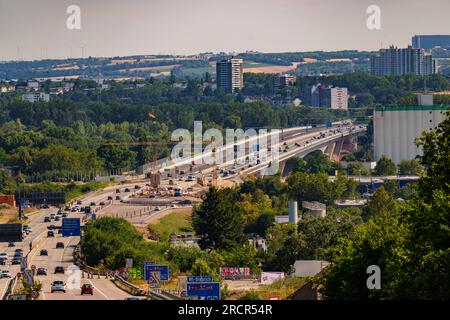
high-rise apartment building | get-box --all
[370,46,437,76]
[273,74,296,89]
[301,84,348,110]
[412,35,450,49]
[216,58,244,93]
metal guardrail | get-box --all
[2,276,17,300]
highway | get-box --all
[0,183,148,300]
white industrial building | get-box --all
[374,98,449,164]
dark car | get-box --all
[15,248,23,254]
[107,196,113,200]
[99,202,105,206]
[47,225,58,230]
[81,284,94,295]
[44,217,51,223]
[134,185,140,190]
[11,258,21,265]
[124,188,130,192]
[58,229,63,234]
[47,231,55,237]
[41,204,49,209]
[115,189,121,193]
[115,196,121,200]
[36,268,47,276]
[8,242,15,247]
[0,259,6,265]
[90,202,96,206]
[40,249,48,256]
[55,216,61,221]
[56,242,64,249]
[54,266,64,274]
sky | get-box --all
[1,0,449,61]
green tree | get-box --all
[398,159,421,176]
[374,155,397,176]
[193,187,245,250]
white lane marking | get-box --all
[0,279,8,299]
[87,279,111,300]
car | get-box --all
[115,189,121,193]
[0,259,6,265]
[58,229,63,234]
[124,188,130,192]
[0,253,7,260]
[134,185,140,190]
[71,207,78,212]
[107,196,113,200]
[14,248,23,254]
[47,231,55,237]
[81,283,94,295]
[41,204,49,209]
[124,297,140,301]
[13,252,22,259]
[36,268,47,276]
[90,202,96,206]
[39,249,48,256]
[51,280,66,293]
[57,209,62,215]
[55,216,60,221]
[154,206,161,211]
[80,207,85,212]
[99,202,105,206]
[65,205,71,211]
[115,196,121,201]
[50,213,56,219]
[54,266,64,274]
[62,213,68,218]
[11,258,21,265]
[76,200,82,205]
[44,217,51,223]
[56,242,64,249]
[8,242,15,247]
[1,270,11,278]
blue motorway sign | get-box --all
[91,213,97,221]
[144,265,169,281]
[62,218,81,237]
[326,121,333,128]
[187,275,213,283]
[187,282,220,300]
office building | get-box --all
[370,46,437,76]
[374,95,449,164]
[301,83,348,109]
[412,35,450,49]
[216,58,244,93]
[273,74,296,89]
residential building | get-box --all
[216,58,244,93]
[301,83,348,109]
[27,81,40,91]
[302,201,326,218]
[370,46,437,76]
[374,95,449,164]
[22,92,50,103]
[412,35,450,49]
[273,74,296,89]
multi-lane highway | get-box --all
[0,183,148,300]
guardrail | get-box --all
[2,276,17,300]
[113,275,146,296]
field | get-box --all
[147,209,193,241]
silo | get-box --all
[288,201,298,224]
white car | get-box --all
[1,270,11,278]
[51,280,66,293]
[0,253,7,260]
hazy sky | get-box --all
[1,0,449,61]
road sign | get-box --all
[187,282,220,300]
[187,275,213,283]
[326,121,333,128]
[62,218,81,237]
[148,271,161,289]
[143,261,155,268]
[144,265,169,281]
[125,258,133,269]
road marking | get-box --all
[87,279,111,300]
